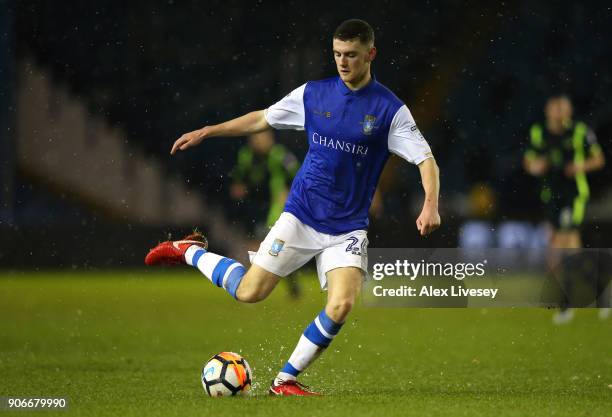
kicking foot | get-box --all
[269,379,321,396]
[144,231,208,266]
[598,308,610,321]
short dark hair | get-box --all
[333,19,375,46]
[548,93,571,101]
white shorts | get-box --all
[249,212,368,290]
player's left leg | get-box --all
[270,266,362,396]
[324,266,363,321]
[271,230,367,396]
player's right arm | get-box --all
[171,83,306,155]
[523,124,548,176]
[523,153,549,176]
[170,110,270,155]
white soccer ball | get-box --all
[201,352,252,397]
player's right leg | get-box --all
[235,264,281,303]
[184,245,282,302]
[145,212,314,302]
[145,232,280,302]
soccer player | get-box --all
[230,130,299,238]
[523,94,606,323]
[524,95,605,248]
[230,130,302,297]
[146,19,441,395]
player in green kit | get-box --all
[524,94,606,323]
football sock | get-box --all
[184,245,245,299]
[275,309,343,385]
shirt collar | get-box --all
[336,73,377,96]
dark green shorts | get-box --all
[546,196,588,231]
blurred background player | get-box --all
[230,130,301,298]
[523,94,607,323]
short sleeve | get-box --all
[388,105,433,164]
[264,84,306,131]
[585,127,599,146]
[586,127,602,156]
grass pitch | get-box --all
[0,270,610,417]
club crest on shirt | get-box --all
[269,239,285,256]
[360,115,378,135]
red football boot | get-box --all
[144,231,208,266]
[269,380,321,396]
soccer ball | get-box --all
[201,352,252,397]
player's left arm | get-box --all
[565,127,606,176]
[416,158,441,236]
[387,104,441,236]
